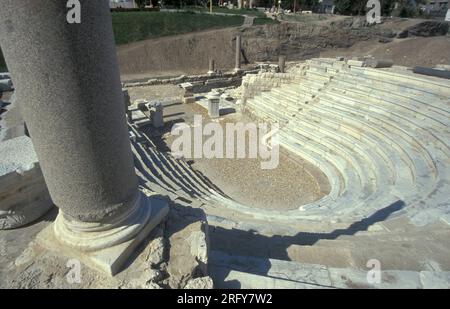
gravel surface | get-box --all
[152,96,330,211]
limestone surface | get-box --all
[0,136,53,229]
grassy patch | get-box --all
[0,11,247,70]
[186,6,267,18]
[280,14,328,23]
[112,11,244,45]
[253,17,280,25]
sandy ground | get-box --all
[129,85,330,210]
[191,148,329,211]
[127,84,184,102]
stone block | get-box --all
[37,192,169,276]
[420,271,450,289]
[147,101,164,128]
[184,277,214,289]
[166,204,209,288]
[0,79,13,92]
[0,136,53,229]
[183,96,196,104]
[346,60,365,67]
[207,93,220,119]
[366,59,394,68]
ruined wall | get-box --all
[239,68,306,104]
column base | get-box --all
[234,68,243,74]
[207,71,216,77]
[37,192,169,276]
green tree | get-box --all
[281,0,319,11]
[334,0,419,16]
[135,0,147,8]
[333,0,353,15]
[381,0,396,16]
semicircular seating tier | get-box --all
[130,58,450,227]
[243,58,450,226]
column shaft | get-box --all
[235,35,242,70]
[0,0,138,223]
[278,56,286,73]
[209,59,215,73]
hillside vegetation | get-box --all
[112,11,244,45]
[0,11,245,70]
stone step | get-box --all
[284,123,377,192]
[298,106,413,200]
[305,70,332,83]
[209,250,335,289]
[321,89,441,161]
[142,144,199,197]
[245,99,280,123]
[209,250,449,288]
[260,92,299,114]
[280,129,369,204]
[315,96,437,186]
[132,142,182,193]
[247,97,290,124]
[322,94,442,186]
[342,71,450,112]
[307,61,343,75]
[328,82,448,132]
[301,107,411,186]
[308,101,450,219]
[326,85,450,150]
[350,66,450,96]
[166,155,216,197]
[331,76,450,127]
[132,141,214,204]
[270,87,312,106]
[278,135,382,217]
[153,149,213,198]
[289,115,395,189]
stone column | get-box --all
[0,0,168,275]
[147,101,164,128]
[123,89,132,122]
[366,58,394,68]
[181,82,196,104]
[235,35,242,72]
[207,93,220,118]
[278,55,286,73]
[208,59,215,76]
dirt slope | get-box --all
[321,36,450,67]
[117,17,449,80]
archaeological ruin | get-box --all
[0,0,449,290]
